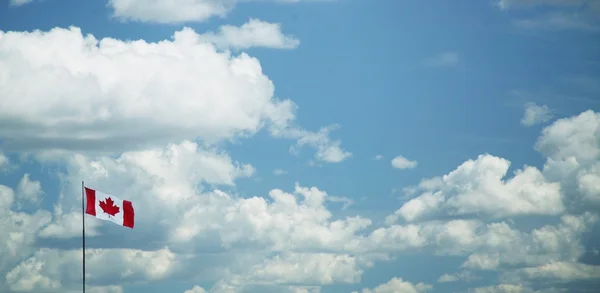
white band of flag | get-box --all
[85,187,135,228]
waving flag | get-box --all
[84,186,135,228]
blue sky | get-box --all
[0,0,599,293]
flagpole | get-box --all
[82,181,86,293]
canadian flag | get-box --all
[85,187,135,228]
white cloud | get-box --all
[277,125,352,163]
[184,286,207,293]
[326,195,355,210]
[437,271,476,283]
[426,52,460,67]
[521,102,553,126]
[536,110,600,208]
[0,184,51,274]
[353,277,432,293]
[0,26,345,162]
[5,247,178,292]
[469,284,533,293]
[38,210,101,239]
[496,0,589,10]
[387,154,563,223]
[513,12,599,31]
[16,173,43,204]
[0,26,287,151]
[498,0,600,30]
[374,155,384,160]
[504,261,600,281]
[198,18,300,50]
[273,169,288,175]
[9,0,33,6]
[0,152,8,169]
[1,102,598,293]
[107,0,328,23]
[3,141,370,291]
[391,156,418,169]
[375,212,598,271]
[468,284,565,293]
[236,252,364,285]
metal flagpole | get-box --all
[82,181,86,293]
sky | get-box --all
[0,0,599,292]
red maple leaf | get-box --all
[99,197,120,216]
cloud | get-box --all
[5,247,178,292]
[391,156,418,169]
[352,277,432,293]
[425,52,460,67]
[513,12,600,31]
[437,271,477,283]
[229,252,364,285]
[184,286,207,293]
[0,151,8,170]
[496,0,591,10]
[38,211,102,239]
[107,0,328,24]
[503,261,600,282]
[278,125,352,163]
[273,169,288,175]
[16,173,43,205]
[326,195,355,210]
[498,0,600,30]
[374,212,597,271]
[386,154,563,223]
[535,110,600,208]
[198,18,300,50]
[521,102,553,126]
[374,155,384,160]
[0,26,346,162]
[9,0,33,6]
[0,184,51,274]
[468,284,537,293]
[0,26,287,151]
[1,108,599,292]
[0,144,366,292]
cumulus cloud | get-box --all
[0,28,598,290]
[468,284,536,293]
[391,155,418,169]
[496,0,591,10]
[503,261,600,282]
[0,26,286,151]
[2,109,600,293]
[0,26,347,163]
[386,154,563,223]
[5,247,178,292]
[273,169,288,175]
[513,12,600,31]
[4,140,367,291]
[438,271,477,283]
[521,102,553,126]
[0,184,51,276]
[352,277,432,293]
[107,0,328,23]
[375,212,597,270]
[16,173,43,205]
[498,0,600,30]
[280,125,352,163]
[184,286,207,293]
[0,151,8,169]
[536,110,600,209]
[198,18,300,50]
[9,0,33,6]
